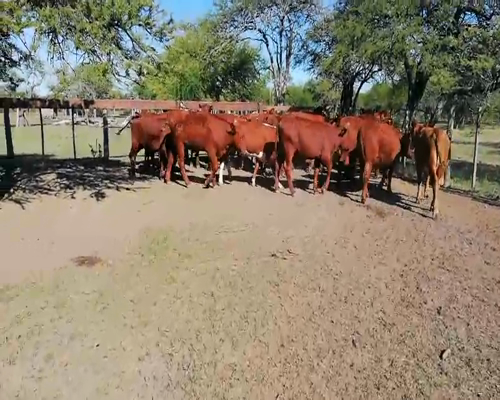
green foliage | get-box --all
[358,82,406,112]
[50,63,113,99]
[135,18,265,101]
[1,0,172,87]
[285,85,315,108]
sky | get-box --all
[29,0,348,96]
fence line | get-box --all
[1,97,290,159]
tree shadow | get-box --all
[0,154,157,209]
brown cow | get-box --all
[404,120,451,218]
[115,110,189,179]
[275,114,342,196]
[337,116,402,204]
[231,118,284,189]
[164,112,245,188]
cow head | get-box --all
[335,117,357,164]
[198,103,213,113]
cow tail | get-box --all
[433,131,445,182]
[433,131,441,165]
[115,113,139,135]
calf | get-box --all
[337,117,402,204]
[404,120,451,218]
[276,115,342,196]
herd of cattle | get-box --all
[115,104,451,218]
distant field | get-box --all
[1,120,499,199]
[0,124,131,160]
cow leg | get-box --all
[226,157,233,182]
[218,161,225,185]
[429,169,439,218]
[128,144,141,178]
[176,143,190,187]
[159,145,168,182]
[273,160,285,191]
[386,163,395,194]
[424,175,430,198]
[165,150,176,183]
[284,150,295,197]
[415,164,424,203]
[320,155,333,194]
[251,160,260,187]
[313,158,321,194]
[361,162,373,204]
[204,150,218,188]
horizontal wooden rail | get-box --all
[0,97,290,112]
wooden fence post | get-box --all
[71,106,77,159]
[3,106,14,158]
[102,109,109,160]
[38,108,45,157]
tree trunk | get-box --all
[103,111,109,160]
[39,108,45,157]
[339,79,355,116]
[3,107,14,158]
[444,103,455,188]
[471,106,482,190]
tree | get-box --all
[451,17,500,189]
[358,82,406,115]
[215,0,320,105]
[135,18,265,101]
[1,0,172,88]
[285,84,316,107]
[305,2,388,115]
[50,63,113,99]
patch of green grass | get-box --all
[0,124,131,159]
[452,126,500,166]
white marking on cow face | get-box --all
[262,122,275,128]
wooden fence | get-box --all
[0,98,290,159]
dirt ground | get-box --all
[0,165,499,399]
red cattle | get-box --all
[163,112,244,188]
[276,114,342,196]
[232,118,282,188]
[115,110,189,178]
[337,116,402,204]
[403,120,452,218]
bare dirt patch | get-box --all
[1,167,499,399]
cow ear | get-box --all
[411,119,417,129]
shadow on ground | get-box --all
[0,154,157,208]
